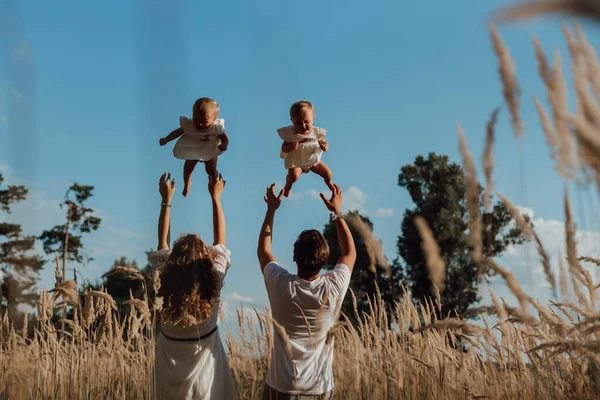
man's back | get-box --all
[263,261,351,395]
[257,183,356,398]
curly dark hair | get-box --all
[293,229,330,277]
[158,234,221,328]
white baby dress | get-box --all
[172,116,225,161]
[277,126,327,171]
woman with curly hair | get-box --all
[149,172,238,400]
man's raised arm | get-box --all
[320,184,356,271]
[257,184,284,272]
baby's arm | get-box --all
[317,128,328,151]
[218,132,229,151]
[282,141,298,153]
[159,127,184,146]
[318,139,329,151]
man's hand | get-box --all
[159,137,168,146]
[324,183,355,270]
[159,172,176,202]
[319,183,342,214]
[264,184,284,211]
[318,139,329,151]
[208,174,226,199]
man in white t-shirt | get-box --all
[257,183,356,399]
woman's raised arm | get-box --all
[157,172,176,250]
[208,174,226,247]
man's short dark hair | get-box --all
[293,230,330,276]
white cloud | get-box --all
[480,206,600,311]
[374,208,394,217]
[309,185,394,219]
[0,115,8,126]
[220,294,259,334]
[460,205,600,347]
[228,292,255,303]
[516,206,534,219]
[344,186,368,213]
[289,192,302,201]
[309,189,321,201]
[219,302,267,344]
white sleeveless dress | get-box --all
[277,126,327,172]
[150,245,238,400]
[172,116,225,161]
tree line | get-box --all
[0,175,101,321]
[0,152,528,324]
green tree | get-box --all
[39,183,101,332]
[38,183,102,277]
[397,153,526,318]
[323,211,404,323]
[0,173,44,320]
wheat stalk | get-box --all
[489,24,524,139]
[458,124,484,273]
[414,216,446,293]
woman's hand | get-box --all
[159,172,176,202]
[209,174,226,199]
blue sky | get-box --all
[1,0,600,332]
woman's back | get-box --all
[152,245,237,400]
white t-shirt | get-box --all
[263,262,351,395]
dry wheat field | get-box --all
[4,9,600,400]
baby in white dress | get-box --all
[160,97,229,197]
[278,101,332,197]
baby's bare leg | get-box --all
[311,162,333,185]
[283,167,303,198]
[204,156,219,180]
[183,160,199,197]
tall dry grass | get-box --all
[3,14,600,400]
